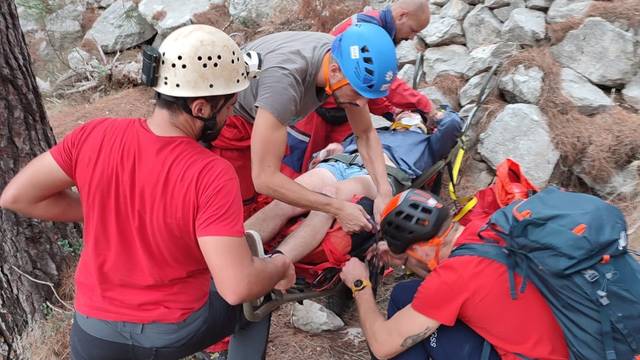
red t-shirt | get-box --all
[411,220,569,360]
[50,118,244,323]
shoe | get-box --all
[245,230,265,257]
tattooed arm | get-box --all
[352,287,441,359]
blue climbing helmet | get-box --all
[331,22,398,99]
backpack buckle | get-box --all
[597,290,610,306]
[582,269,599,282]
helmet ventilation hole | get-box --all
[164,81,168,85]
[363,57,373,65]
[236,79,240,83]
[360,45,369,53]
[176,83,180,87]
[161,60,165,65]
[231,59,235,64]
[214,62,218,67]
[177,55,182,60]
[203,63,208,68]
[207,56,212,61]
[197,56,202,61]
[181,64,186,69]
[217,55,222,60]
[209,84,213,88]
[171,63,176,68]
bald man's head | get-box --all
[391,0,431,42]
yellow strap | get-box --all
[452,196,478,222]
[448,147,466,201]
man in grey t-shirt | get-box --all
[212,23,398,238]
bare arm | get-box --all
[198,234,292,305]
[345,105,394,221]
[353,287,441,359]
[0,152,82,222]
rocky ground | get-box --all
[15,0,640,358]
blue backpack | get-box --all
[451,187,640,360]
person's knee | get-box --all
[268,200,305,218]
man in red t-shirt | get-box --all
[339,189,569,360]
[1,25,294,359]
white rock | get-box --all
[67,48,101,72]
[526,0,552,10]
[463,5,503,50]
[292,300,345,333]
[85,0,156,53]
[229,0,291,24]
[460,71,498,106]
[36,77,51,94]
[622,74,640,111]
[420,15,465,46]
[422,45,470,82]
[464,42,520,78]
[431,0,450,6]
[17,5,41,32]
[397,39,419,64]
[547,0,592,23]
[499,65,544,104]
[440,0,473,20]
[138,0,225,36]
[418,86,456,107]
[493,0,525,22]
[501,8,546,45]
[44,3,84,40]
[398,64,417,84]
[551,18,639,87]
[560,68,614,115]
[485,0,512,9]
[479,104,559,187]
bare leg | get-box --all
[276,210,335,262]
[245,168,338,244]
[276,175,378,262]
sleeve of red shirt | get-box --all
[49,122,89,180]
[195,160,245,238]
[387,78,434,113]
[410,258,470,326]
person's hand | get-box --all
[374,191,393,224]
[309,143,344,168]
[366,241,407,266]
[340,258,370,287]
[335,200,373,233]
[273,256,296,291]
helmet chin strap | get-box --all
[157,93,233,148]
[322,53,350,96]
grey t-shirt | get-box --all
[235,32,332,126]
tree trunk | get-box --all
[0,1,82,358]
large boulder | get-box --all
[485,0,512,9]
[498,64,543,104]
[623,74,640,111]
[459,71,498,106]
[479,104,559,187]
[501,8,546,45]
[292,300,344,333]
[422,45,470,81]
[492,0,525,22]
[525,0,552,10]
[84,0,156,53]
[17,5,42,33]
[551,18,638,87]
[463,5,503,50]
[420,16,465,47]
[419,86,457,108]
[229,0,292,25]
[44,2,85,44]
[440,0,473,20]
[138,0,226,36]
[547,0,591,23]
[431,0,450,6]
[397,39,419,64]
[463,42,519,78]
[559,68,614,115]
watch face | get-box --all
[353,279,363,288]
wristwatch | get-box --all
[350,279,372,295]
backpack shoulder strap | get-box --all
[451,243,521,300]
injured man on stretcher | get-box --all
[245,106,463,263]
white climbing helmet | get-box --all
[155,24,250,98]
